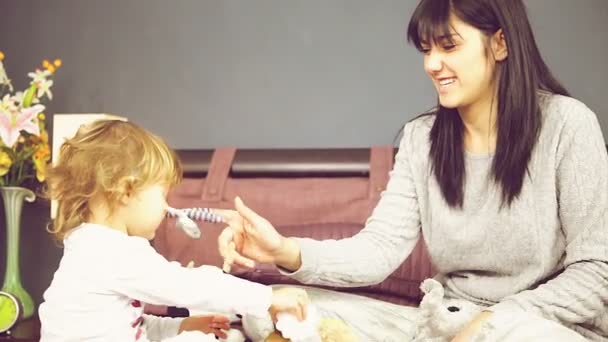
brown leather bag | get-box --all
[152,146,434,306]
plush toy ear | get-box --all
[420,278,443,295]
[419,278,445,310]
[415,278,451,340]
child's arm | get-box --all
[143,314,231,340]
[142,314,184,341]
[108,236,272,317]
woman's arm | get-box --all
[219,121,425,287]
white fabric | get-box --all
[275,306,322,342]
[243,285,418,342]
[39,223,272,341]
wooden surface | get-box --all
[0,317,40,342]
[176,148,397,177]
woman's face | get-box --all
[421,14,505,112]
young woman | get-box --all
[219,0,607,340]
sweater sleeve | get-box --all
[488,100,608,327]
[281,121,423,286]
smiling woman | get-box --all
[406,0,569,207]
[217,0,608,341]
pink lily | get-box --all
[0,104,44,148]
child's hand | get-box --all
[270,287,310,322]
[178,314,231,339]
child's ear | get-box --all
[118,191,131,206]
[119,177,137,205]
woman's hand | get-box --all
[178,314,231,339]
[451,311,493,342]
[217,197,302,272]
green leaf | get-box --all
[20,148,35,160]
[0,146,17,160]
[22,83,37,108]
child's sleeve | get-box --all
[142,314,184,341]
[107,238,272,317]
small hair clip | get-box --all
[166,207,225,239]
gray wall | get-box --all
[0,0,606,307]
[2,0,606,149]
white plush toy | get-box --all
[242,305,322,342]
[414,278,483,342]
[242,304,358,342]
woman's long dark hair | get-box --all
[407,0,569,208]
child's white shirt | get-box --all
[39,223,271,342]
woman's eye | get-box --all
[443,44,456,51]
[420,48,431,54]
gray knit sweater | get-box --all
[287,93,608,340]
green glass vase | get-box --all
[0,186,35,319]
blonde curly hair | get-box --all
[45,119,182,241]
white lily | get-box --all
[27,69,51,84]
[0,61,14,92]
[0,94,18,113]
[36,78,53,100]
[0,104,44,148]
[12,91,24,106]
